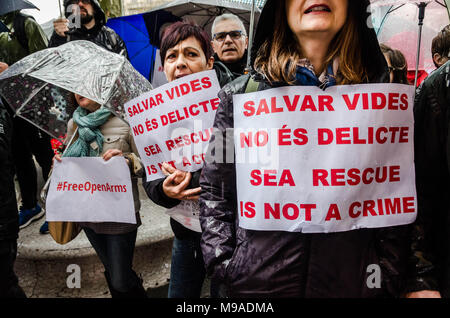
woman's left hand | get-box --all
[103,149,126,163]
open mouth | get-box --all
[305,4,331,14]
[223,48,237,53]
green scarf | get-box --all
[63,106,111,158]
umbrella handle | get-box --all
[414,2,428,88]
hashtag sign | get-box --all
[57,182,63,191]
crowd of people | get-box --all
[1,0,450,299]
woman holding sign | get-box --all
[54,93,147,298]
[199,0,411,297]
[143,21,232,298]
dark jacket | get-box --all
[213,52,247,79]
[48,0,127,58]
[143,64,234,240]
[407,61,450,296]
[0,12,48,65]
[0,99,18,241]
[198,0,410,298]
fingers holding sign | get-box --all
[163,169,201,201]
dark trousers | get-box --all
[0,240,26,298]
[83,227,141,293]
[11,117,54,209]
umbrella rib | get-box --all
[130,43,152,60]
[435,0,445,7]
[15,82,48,118]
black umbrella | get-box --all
[0,0,39,16]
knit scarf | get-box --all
[63,106,111,158]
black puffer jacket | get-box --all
[199,0,410,298]
[0,99,18,241]
[48,0,128,58]
[407,61,450,296]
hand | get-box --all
[405,290,441,298]
[0,62,8,74]
[53,153,62,163]
[163,170,201,201]
[161,162,185,184]
[102,149,124,162]
[53,18,69,37]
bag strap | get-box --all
[245,76,260,94]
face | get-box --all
[68,0,95,24]
[212,19,248,63]
[74,94,100,112]
[163,36,214,82]
[285,0,348,43]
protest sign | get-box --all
[233,83,416,233]
[46,157,136,223]
[124,70,221,181]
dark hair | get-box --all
[431,24,450,68]
[380,43,409,84]
[159,21,213,66]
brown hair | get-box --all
[160,21,214,66]
[380,43,409,84]
[431,24,450,68]
[254,1,366,85]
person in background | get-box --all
[211,13,248,78]
[0,63,27,298]
[431,24,450,69]
[49,0,127,57]
[380,43,409,84]
[0,9,54,234]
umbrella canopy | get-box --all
[0,20,8,32]
[0,0,38,16]
[0,40,152,140]
[107,0,263,82]
[371,0,449,74]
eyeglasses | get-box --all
[213,30,244,42]
[67,0,91,5]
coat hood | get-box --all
[63,0,106,27]
[251,0,388,83]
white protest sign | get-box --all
[46,157,136,223]
[125,70,221,181]
[233,83,416,233]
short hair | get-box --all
[431,24,450,67]
[211,13,247,37]
[380,43,409,84]
[160,21,214,66]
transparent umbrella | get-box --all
[370,0,449,86]
[0,40,152,140]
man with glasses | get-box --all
[49,0,127,58]
[211,14,249,78]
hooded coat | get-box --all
[48,0,127,58]
[0,11,48,65]
[199,0,410,298]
